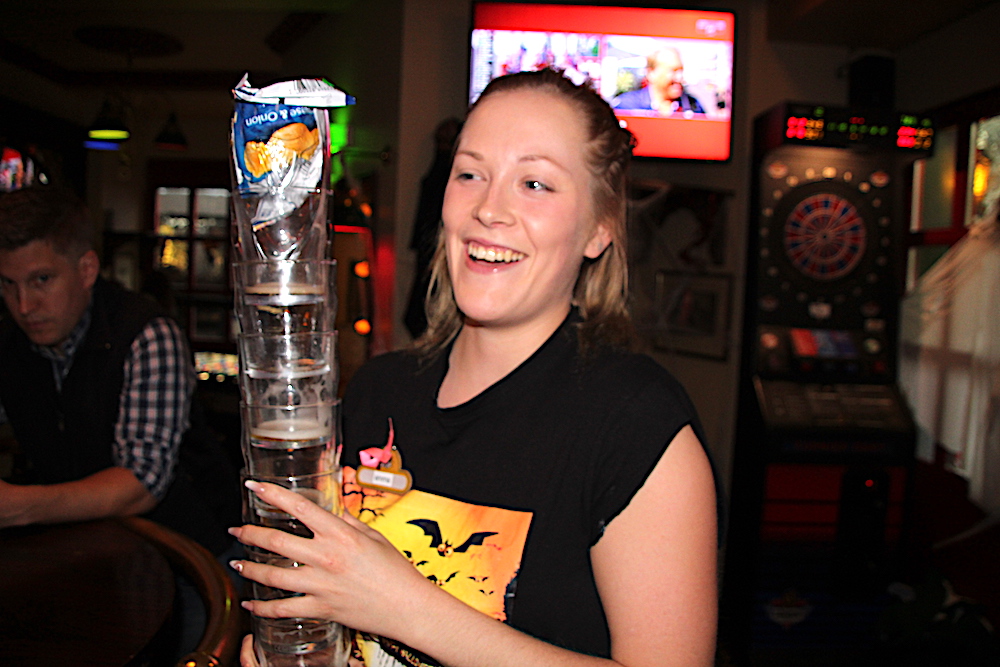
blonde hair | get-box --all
[415,68,635,357]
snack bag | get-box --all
[230,74,355,260]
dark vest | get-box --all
[0,278,235,554]
[1,278,156,483]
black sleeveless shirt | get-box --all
[342,314,708,659]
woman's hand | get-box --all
[239,635,258,667]
[229,480,436,641]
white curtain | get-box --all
[899,205,1000,514]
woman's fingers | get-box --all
[243,594,318,620]
[231,556,309,593]
[232,481,355,565]
[244,480,340,532]
[232,558,326,618]
[339,506,376,534]
[239,634,258,667]
[231,522,315,566]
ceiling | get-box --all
[767,0,999,51]
[2,0,997,125]
[1,1,358,92]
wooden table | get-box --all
[0,519,175,666]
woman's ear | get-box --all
[584,222,613,259]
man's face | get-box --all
[0,239,97,347]
[648,50,685,102]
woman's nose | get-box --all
[473,183,513,227]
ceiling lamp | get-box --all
[154,113,188,151]
[86,98,130,150]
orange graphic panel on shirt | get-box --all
[343,466,532,666]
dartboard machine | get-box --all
[721,102,935,657]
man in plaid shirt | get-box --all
[0,184,230,553]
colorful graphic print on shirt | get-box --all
[343,466,533,667]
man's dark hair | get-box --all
[0,186,94,258]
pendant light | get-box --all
[154,112,188,151]
[86,97,130,150]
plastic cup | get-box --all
[239,331,337,378]
[233,260,335,307]
[243,402,336,444]
[240,371,338,410]
[241,402,339,478]
[238,331,338,406]
[243,545,348,663]
[231,187,330,263]
[241,468,342,528]
[253,627,350,667]
[241,424,340,485]
[233,298,336,337]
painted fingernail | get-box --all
[228,526,242,537]
[245,479,264,492]
[229,560,244,573]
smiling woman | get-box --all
[232,68,720,667]
[439,85,610,364]
[420,68,635,364]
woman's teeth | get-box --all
[468,242,524,263]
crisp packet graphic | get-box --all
[230,74,355,259]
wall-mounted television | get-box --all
[469,2,735,161]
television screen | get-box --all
[469,2,735,161]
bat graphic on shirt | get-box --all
[428,571,460,586]
[402,550,429,567]
[406,519,498,557]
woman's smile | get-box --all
[466,241,525,264]
[441,87,609,333]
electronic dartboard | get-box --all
[748,103,934,389]
[754,149,901,384]
[784,191,866,281]
[722,103,935,658]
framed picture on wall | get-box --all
[653,271,732,360]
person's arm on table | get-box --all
[0,468,155,526]
[0,391,156,526]
[233,424,718,667]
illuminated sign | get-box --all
[779,104,934,153]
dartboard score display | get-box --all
[763,103,935,153]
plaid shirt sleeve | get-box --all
[113,317,194,500]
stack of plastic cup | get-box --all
[230,74,354,667]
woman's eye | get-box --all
[525,180,549,192]
[455,172,476,182]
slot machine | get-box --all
[332,224,374,397]
[723,103,934,654]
